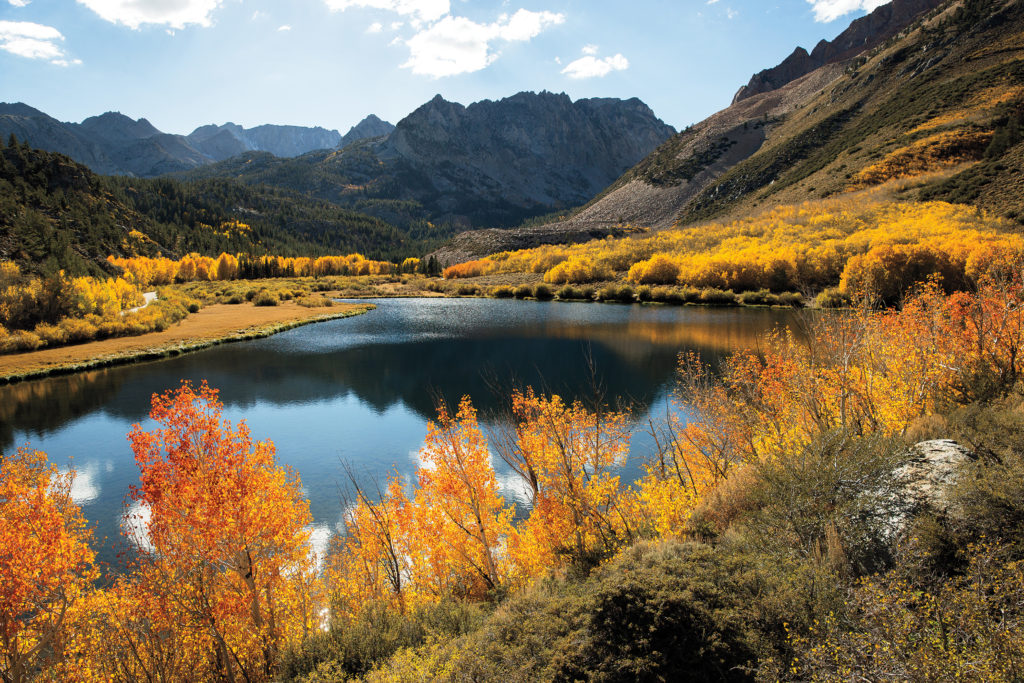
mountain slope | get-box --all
[0,139,433,276]
[179,91,676,230]
[471,0,1024,261]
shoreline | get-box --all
[0,301,374,385]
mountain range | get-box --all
[435,0,1024,262]
[0,105,393,177]
[178,91,676,230]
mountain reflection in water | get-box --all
[0,298,795,564]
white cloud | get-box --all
[806,0,888,22]
[8,0,30,7]
[325,0,450,23]
[75,0,226,29]
[251,9,267,20]
[0,20,79,65]
[727,8,738,19]
[561,48,628,79]
[402,9,564,78]
[277,24,291,31]
[366,21,383,33]
[390,20,403,29]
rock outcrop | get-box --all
[895,439,975,516]
[732,0,943,103]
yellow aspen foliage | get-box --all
[445,196,1024,297]
[502,389,637,581]
[0,448,97,683]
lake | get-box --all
[0,298,795,564]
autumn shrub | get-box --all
[282,600,484,682]
[635,285,653,302]
[533,283,554,300]
[543,256,609,284]
[34,322,68,346]
[725,431,906,575]
[839,243,965,306]
[596,285,620,302]
[698,288,738,306]
[530,252,567,274]
[360,541,773,683]
[58,317,99,343]
[489,285,513,298]
[296,295,334,308]
[578,286,596,301]
[0,329,42,353]
[443,259,494,279]
[456,283,480,296]
[813,287,850,308]
[791,544,1024,682]
[512,284,532,299]
[627,254,681,285]
[254,289,280,306]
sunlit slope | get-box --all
[443,186,1024,304]
[435,0,1024,265]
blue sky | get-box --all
[0,0,889,135]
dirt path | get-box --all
[0,300,373,383]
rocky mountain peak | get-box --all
[78,112,161,141]
[340,114,395,148]
[732,0,943,103]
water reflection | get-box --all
[0,298,794,563]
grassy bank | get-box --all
[0,301,374,384]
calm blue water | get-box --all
[0,298,794,564]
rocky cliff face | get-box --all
[189,123,341,159]
[380,91,676,216]
[340,114,395,148]
[732,0,943,103]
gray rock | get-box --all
[732,0,943,103]
[894,439,975,515]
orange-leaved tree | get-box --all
[499,389,637,580]
[120,381,316,682]
[0,448,97,683]
[409,397,514,601]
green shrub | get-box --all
[456,283,480,296]
[738,289,778,306]
[775,291,804,307]
[596,285,620,302]
[699,288,738,306]
[513,285,532,299]
[814,287,850,308]
[636,285,653,302]
[557,285,581,300]
[490,285,514,298]
[533,283,554,301]
[225,294,245,305]
[253,290,279,306]
[296,296,334,308]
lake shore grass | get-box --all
[0,300,374,385]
